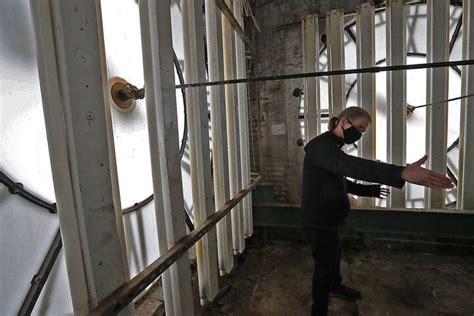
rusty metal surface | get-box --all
[90,174,262,315]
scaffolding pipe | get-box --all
[90,175,262,316]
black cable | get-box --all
[0,171,56,214]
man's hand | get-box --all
[401,155,454,189]
[378,186,390,199]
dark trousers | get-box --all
[306,228,342,316]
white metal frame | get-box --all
[234,0,253,238]
[139,1,194,315]
[426,0,449,209]
[356,3,376,207]
[222,0,244,255]
[302,14,321,141]
[386,0,407,208]
[30,0,131,314]
[205,0,235,275]
[459,0,474,211]
[182,0,220,303]
[326,9,346,117]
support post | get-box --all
[302,14,320,141]
[426,0,449,209]
[29,1,131,314]
[222,0,243,255]
[234,0,252,239]
[459,0,474,211]
[139,1,194,315]
[326,9,345,117]
[205,0,235,275]
[386,0,407,207]
[182,0,219,303]
[356,3,376,207]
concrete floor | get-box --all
[135,241,474,316]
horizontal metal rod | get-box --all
[176,59,474,89]
[90,174,262,316]
[412,93,474,109]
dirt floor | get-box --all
[135,241,474,316]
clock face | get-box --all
[300,3,462,208]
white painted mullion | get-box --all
[30,0,131,314]
[356,3,376,207]
[326,9,345,117]
[356,3,376,160]
[139,1,194,315]
[459,0,474,211]
[205,0,235,275]
[386,0,407,208]
[234,0,251,241]
[222,0,243,255]
[182,0,220,303]
[302,14,320,141]
[426,0,449,209]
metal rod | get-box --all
[449,14,463,55]
[175,59,474,89]
[215,0,256,54]
[90,175,262,316]
[18,229,62,316]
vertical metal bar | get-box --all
[386,0,407,208]
[205,0,234,276]
[222,0,243,255]
[138,2,174,313]
[182,0,220,303]
[459,0,474,211]
[220,2,234,274]
[326,9,345,117]
[302,14,320,141]
[29,0,131,314]
[234,0,250,241]
[230,6,246,253]
[234,0,253,237]
[356,3,376,207]
[426,0,449,209]
[139,1,194,315]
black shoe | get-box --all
[329,284,362,301]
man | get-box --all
[302,106,453,316]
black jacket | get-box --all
[302,131,406,229]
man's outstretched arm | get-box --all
[309,142,453,189]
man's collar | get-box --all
[328,130,344,148]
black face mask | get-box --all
[343,120,362,144]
